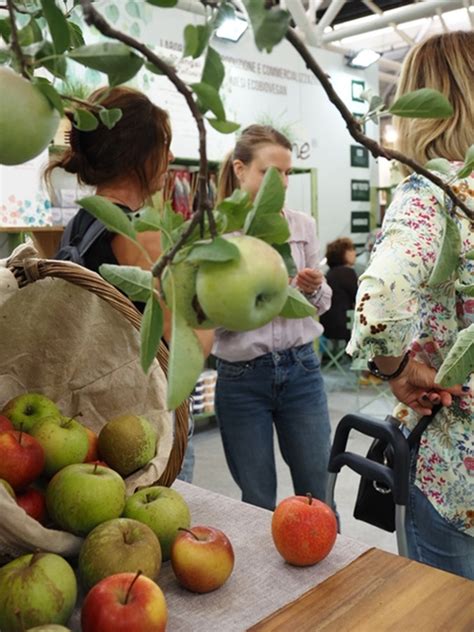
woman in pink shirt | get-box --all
[213,125,333,511]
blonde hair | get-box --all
[217,124,292,202]
[394,31,474,176]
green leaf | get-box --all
[207,118,240,134]
[244,167,286,239]
[126,0,141,18]
[0,18,11,44]
[190,82,225,120]
[214,3,235,28]
[183,24,210,59]
[132,205,162,232]
[69,42,143,86]
[140,291,163,374]
[217,189,252,232]
[279,286,316,319]
[435,324,474,387]
[167,272,204,409]
[40,0,70,53]
[202,46,225,91]
[159,202,185,251]
[389,88,453,119]
[187,237,240,264]
[78,196,137,241]
[467,249,474,260]
[73,108,98,131]
[425,158,452,175]
[456,144,474,179]
[273,242,297,277]
[146,0,178,6]
[243,0,290,52]
[455,280,474,297]
[32,77,64,115]
[99,107,123,129]
[36,41,67,78]
[18,17,42,46]
[428,213,461,286]
[99,264,153,303]
[369,95,384,112]
[145,61,165,75]
[246,213,290,244]
[67,21,85,48]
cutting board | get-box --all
[248,548,474,631]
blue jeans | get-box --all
[405,446,474,579]
[215,343,331,511]
[177,413,195,484]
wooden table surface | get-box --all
[248,548,474,632]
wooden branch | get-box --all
[78,0,215,274]
[285,27,473,221]
[6,0,28,77]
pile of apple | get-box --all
[0,393,235,631]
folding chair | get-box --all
[320,310,355,381]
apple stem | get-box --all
[306,492,313,506]
[14,609,25,632]
[178,527,199,540]
[30,550,43,565]
[125,570,142,605]
[93,463,98,474]
[18,422,24,445]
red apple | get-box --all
[0,415,13,432]
[170,525,234,593]
[84,427,99,463]
[271,494,337,566]
[81,572,167,632]
[0,430,45,490]
[17,487,47,523]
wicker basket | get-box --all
[7,255,189,485]
[0,249,189,557]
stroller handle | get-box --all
[328,414,410,505]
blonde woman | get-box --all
[347,31,473,578]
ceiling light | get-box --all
[215,15,249,42]
[384,124,398,144]
[347,49,381,69]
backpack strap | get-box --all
[76,219,108,258]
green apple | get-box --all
[0,477,15,498]
[27,626,72,631]
[79,518,162,592]
[1,393,60,433]
[46,463,126,536]
[162,261,215,329]
[196,235,288,331]
[31,415,89,477]
[0,67,60,165]
[0,552,77,632]
[98,414,157,477]
[123,486,191,561]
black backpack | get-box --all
[55,214,107,266]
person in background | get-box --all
[347,31,473,579]
[320,237,358,348]
[46,86,214,482]
[213,124,333,511]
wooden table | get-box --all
[249,548,474,631]
[0,226,64,258]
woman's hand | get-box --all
[296,268,324,294]
[389,358,465,416]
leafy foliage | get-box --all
[436,324,474,388]
[389,88,453,119]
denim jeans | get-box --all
[215,342,331,511]
[405,446,474,579]
[176,413,195,484]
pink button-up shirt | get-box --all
[213,209,332,362]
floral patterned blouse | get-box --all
[347,164,474,535]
